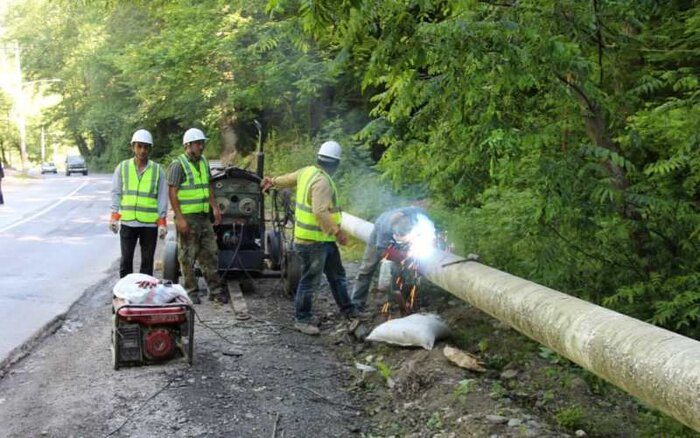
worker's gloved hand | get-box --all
[109,212,121,234]
[335,229,348,246]
[109,220,119,234]
[158,226,167,240]
[260,176,274,193]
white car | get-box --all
[40,162,58,174]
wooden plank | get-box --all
[227,280,251,320]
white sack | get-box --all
[365,313,450,350]
[113,273,190,304]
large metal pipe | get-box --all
[341,212,700,432]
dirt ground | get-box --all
[0,260,694,438]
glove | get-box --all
[109,212,121,234]
[158,226,167,240]
[260,176,274,193]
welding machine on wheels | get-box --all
[111,302,195,370]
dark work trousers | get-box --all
[294,241,354,322]
[119,225,158,278]
[0,178,4,204]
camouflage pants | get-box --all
[177,214,224,296]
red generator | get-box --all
[111,302,194,370]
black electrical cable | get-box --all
[222,223,244,273]
[104,376,177,437]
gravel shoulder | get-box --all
[0,264,370,438]
[0,259,692,438]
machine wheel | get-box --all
[163,239,179,283]
[264,230,282,270]
[281,250,301,298]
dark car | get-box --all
[65,155,88,176]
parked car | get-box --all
[65,155,88,176]
[40,162,57,174]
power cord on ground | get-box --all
[104,376,177,438]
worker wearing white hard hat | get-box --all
[109,129,169,278]
[167,127,228,305]
[260,140,357,335]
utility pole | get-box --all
[13,41,28,171]
[41,126,45,162]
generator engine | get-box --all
[112,304,194,369]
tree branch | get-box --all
[593,0,604,86]
[555,74,596,114]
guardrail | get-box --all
[341,212,700,432]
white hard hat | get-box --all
[318,140,341,161]
[183,128,207,145]
[131,129,153,145]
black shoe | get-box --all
[209,292,230,305]
[344,309,360,320]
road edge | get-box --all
[0,260,120,377]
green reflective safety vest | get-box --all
[294,166,341,242]
[175,154,210,215]
[119,159,161,223]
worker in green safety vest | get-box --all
[261,140,357,335]
[110,129,169,278]
[167,128,229,305]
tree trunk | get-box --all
[565,78,651,267]
[92,132,105,157]
[75,135,89,157]
[219,114,239,166]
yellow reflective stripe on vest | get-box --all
[294,166,341,242]
[119,159,160,223]
[175,154,210,214]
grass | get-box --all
[555,405,584,429]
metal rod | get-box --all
[341,212,700,432]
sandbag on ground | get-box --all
[366,313,450,350]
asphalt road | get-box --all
[0,171,119,365]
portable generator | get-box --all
[111,302,194,370]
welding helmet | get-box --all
[183,128,207,145]
[317,140,341,161]
[131,129,153,145]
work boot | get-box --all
[294,321,320,336]
[343,308,360,320]
[209,291,230,305]
[353,308,372,321]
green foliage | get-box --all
[638,408,699,438]
[375,361,392,381]
[555,405,584,430]
[292,0,700,344]
[3,12,700,437]
[453,378,475,402]
[425,411,443,431]
[477,338,489,354]
[489,381,507,400]
[605,273,700,338]
[538,347,562,365]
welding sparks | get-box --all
[404,214,437,260]
[408,285,417,310]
